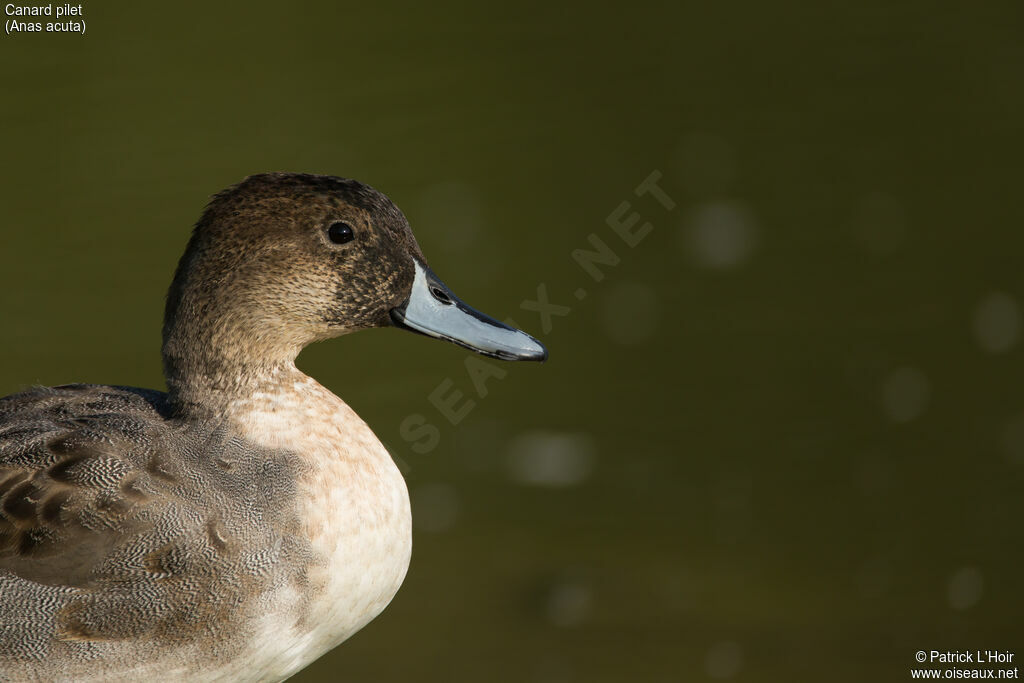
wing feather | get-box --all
[0,384,315,674]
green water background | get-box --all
[1,2,1021,681]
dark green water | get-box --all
[1,2,1021,681]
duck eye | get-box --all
[327,222,355,245]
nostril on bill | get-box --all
[429,286,453,305]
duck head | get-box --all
[162,173,545,404]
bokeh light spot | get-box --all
[506,431,595,487]
[880,367,930,423]
[946,566,984,610]
[679,201,758,269]
[972,291,1021,354]
[544,579,592,627]
[705,640,743,679]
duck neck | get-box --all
[162,316,306,416]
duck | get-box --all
[0,173,546,681]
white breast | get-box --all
[219,371,412,681]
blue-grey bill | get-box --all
[390,260,548,362]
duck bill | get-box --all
[390,260,548,362]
